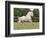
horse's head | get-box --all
[26,11,33,17]
[30,12,33,17]
[29,9,34,17]
[26,9,34,17]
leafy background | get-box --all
[14,8,39,22]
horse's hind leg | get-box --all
[18,19,21,23]
[29,19,34,26]
[18,17,21,23]
[18,20,21,23]
[18,21,20,23]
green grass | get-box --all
[14,22,39,30]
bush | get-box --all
[14,8,30,16]
[32,16,39,22]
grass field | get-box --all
[14,22,39,30]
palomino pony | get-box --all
[18,10,33,23]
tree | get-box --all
[32,9,39,22]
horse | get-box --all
[18,10,33,23]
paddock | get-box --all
[14,22,39,30]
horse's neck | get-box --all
[26,12,31,16]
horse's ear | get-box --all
[29,9,34,12]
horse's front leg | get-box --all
[29,19,34,26]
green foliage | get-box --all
[32,16,39,22]
[14,8,30,16]
[33,9,39,17]
[33,9,39,22]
